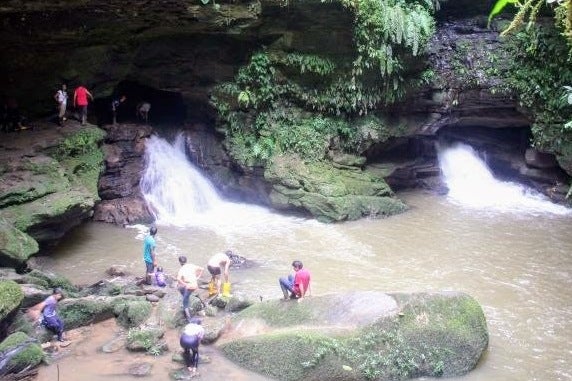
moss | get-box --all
[23,270,78,294]
[59,299,114,329]
[0,332,44,373]
[222,332,330,381]
[235,299,313,327]
[114,300,152,328]
[0,218,39,265]
[0,280,24,321]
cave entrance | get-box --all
[94,80,186,125]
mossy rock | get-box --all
[0,332,44,376]
[22,270,79,295]
[0,218,39,267]
[0,280,24,321]
[221,292,488,381]
[265,155,407,222]
[114,300,152,328]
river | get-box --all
[37,138,572,381]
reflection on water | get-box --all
[40,191,572,381]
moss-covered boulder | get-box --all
[265,155,408,222]
[0,332,44,377]
[0,217,38,267]
[0,280,24,332]
[221,291,488,381]
[0,125,104,259]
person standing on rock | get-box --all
[279,260,311,301]
[180,317,205,377]
[142,226,158,285]
[73,84,93,125]
[53,84,68,127]
[177,255,204,322]
[39,287,69,344]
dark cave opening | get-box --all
[93,80,187,126]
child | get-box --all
[155,266,167,287]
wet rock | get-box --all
[128,361,153,377]
[222,291,488,381]
[146,294,160,303]
[525,148,558,169]
[106,265,127,277]
[224,293,254,313]
[101,336,125,353]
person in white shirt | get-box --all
[180,317,205,377]
[54,84,68,127]
[177,255,204,322]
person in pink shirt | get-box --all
[73,85,93,125]
[279,260,311,301]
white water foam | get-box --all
[140,134,311,229]
[438,143,570,215]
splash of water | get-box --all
[438,143,570,215]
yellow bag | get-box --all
[222,282,232,297]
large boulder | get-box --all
[0,280,24,341]
[0,124,104,258]
[222,291,488,381]
[265,155,407,222]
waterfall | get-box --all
[438,142,570,215]
[140,133,308,230]
[140,134,223,225]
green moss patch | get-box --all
[0,280,24,321]
[0,332,44,374]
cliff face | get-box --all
[0,0,569,238]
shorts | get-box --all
[207,265,221,276]
[145,261,154,274]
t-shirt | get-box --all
[155,271,166,287]
[75,87,89,106]
[293,268,311,297]
[183,323,205,338]
[143,235,156,263]
[207,252,228,268]
[177,263,200,289]
[42,295,58,318]
[55,90,67,105]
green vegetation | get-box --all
[212,0,437,168]
[0,280,24,320]
[53,127,106,194]
[498,25,572,152]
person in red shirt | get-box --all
[73,85,93,125]
[279,260,311,301]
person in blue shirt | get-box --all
[40,288,67,343]
[143,226,158,285]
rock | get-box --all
[265,155,408,222]
[101,336,125,353]
[224,293,254,313]
[525,148,558,169]
[128,361,153,377]
[146,294,160,303]
[0,332,44,377]
[106,265,127,277]
[0,217,39,268]
[0,281,24,340]
[221,291,488,381]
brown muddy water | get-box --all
[38,191,572,381]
